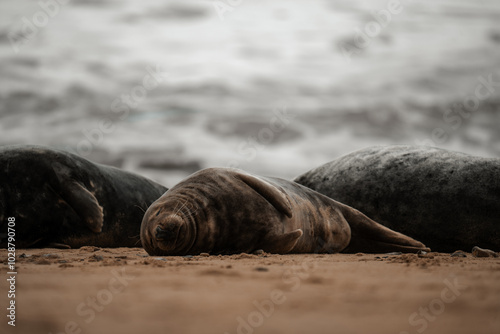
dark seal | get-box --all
[294,145,500,252]
[140,167,428,256]
[0,145,167,248]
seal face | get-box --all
[0,145,168,248]
[294,145,500,252]
[141,167,428,255]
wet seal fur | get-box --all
[141,167,428,256]
[0,145,167,248]
[294,145,500,252]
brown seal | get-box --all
[140,167,428,255]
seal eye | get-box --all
[155,209,162,217]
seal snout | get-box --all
[151,214,186,252]
[154,223,181,242]
[155,226,170,240]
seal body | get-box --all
[294,145,500,252]
[0,145,167,248]
[141,167,428,256]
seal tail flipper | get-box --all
[235,172,293,218]
[262,229,303,254]
[52,162,104,233]
[339,206,430,254]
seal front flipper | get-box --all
[261,229,303,254]
[339,206,430,254]
[235,172,293,218]
[52,162,104,233]
[58,180,104,233]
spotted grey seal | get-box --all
[0,145,167,248]
[294,145,500,252]
[140,167,428,255]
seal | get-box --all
[0,145,168,248]
[140,167,428,255]
[294,145,500,252]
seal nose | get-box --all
[155,226,168,240]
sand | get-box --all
[1,248,499,334]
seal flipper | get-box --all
[339,206,430,254]
[52,162,104,233]
[58,181,104,233]
[235,172,293,218]
[261,229,303,254]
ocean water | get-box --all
[1,0,499,186]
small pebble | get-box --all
[19,253,31,258]
[153,257,166,261]
[236,253,255,259]
[472,246,499,258]
[385,252,402,256]
[253,249,264,255]
[42,254,61,259]
[183,255,194,258]
[254,267,269,272]
[200,253,210,257]
[418,251,434,259]
[80,246,100,252]
[417,250,433,258]
[89,255,104,262]
[355,253,364,256]
[451,250,467,258]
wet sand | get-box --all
[1,248,499,334]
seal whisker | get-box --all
[174,200,189,216]
[182,203,199,218]
[172,201,181,216]
[134,205,146,214]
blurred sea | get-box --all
[0,0,499,186]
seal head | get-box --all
[141,197,198,256]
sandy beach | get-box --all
[1,247,499,334]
